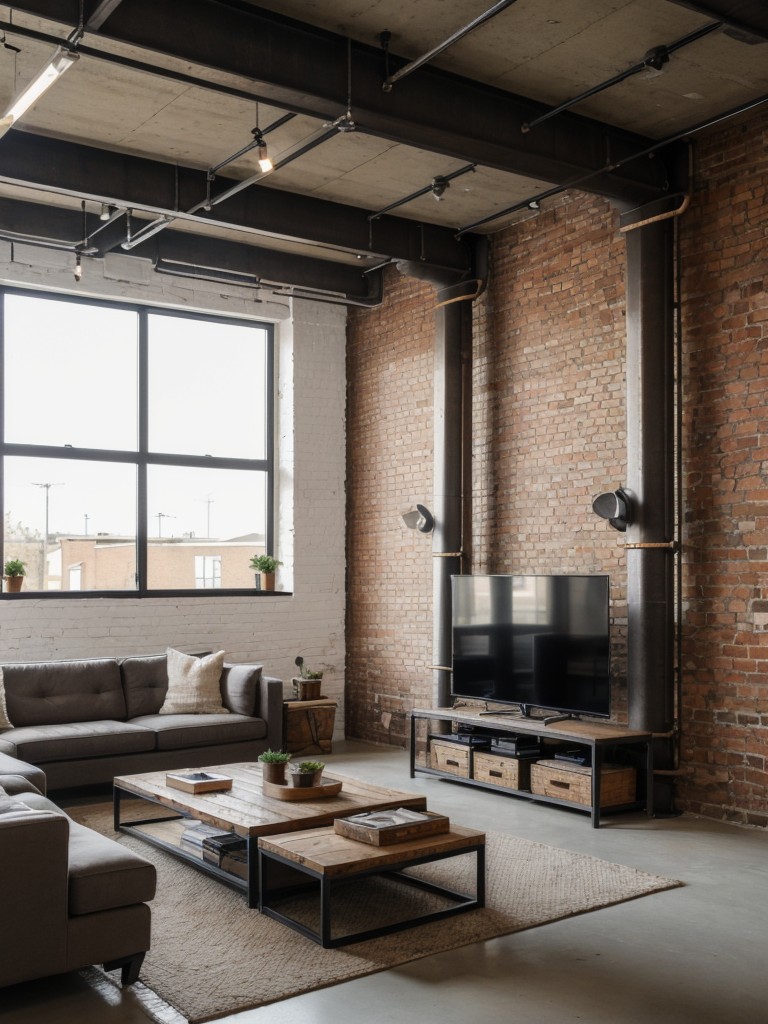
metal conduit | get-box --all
[396,248,486,707]
[623,216,677,814]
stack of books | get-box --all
[202,832,249,880]
[179,821,234,859]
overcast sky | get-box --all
[4,293,268,540]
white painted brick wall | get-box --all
[0,250,347,739]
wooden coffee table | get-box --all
[258,824,486,947]
[113,762,428,907]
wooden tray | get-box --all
[262,779,343,801]
[166,771,233,794]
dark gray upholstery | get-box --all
[3,720,155,763]
[2,659,125,726]
[131,712,266,750]
[221,663,263,715]
[0,776,156,989]
[0,653,283,790]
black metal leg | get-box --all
[113,786,121,832]
[409,714,416,778]
[646,737,654,816]
[320,875,331,946]
[248,836,258,908]
[476,843,486,907]
[591,746,603,828]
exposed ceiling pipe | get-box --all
[119,126,338,252]
[396,242,487,708]
[368,164,476,221]
[382,0,520,90]
[521,21,723,133]
[457,88,768,235]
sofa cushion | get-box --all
[130,712,265,750]
[0,721,156,764]
[221,663,262,716]
[0,753,47,794]
[1,659,125,727]
[159,648,228,715]
[0,668,12,728]
[120,654,169,719]
[120,650,214,719]
[20,792,157,915]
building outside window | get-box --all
[0,289,274,595]
[195,554,222,589]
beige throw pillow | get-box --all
[0,668,12,729]
[159,648,229,715]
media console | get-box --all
[409,706,653,828]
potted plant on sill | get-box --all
[293,655,323,701]
[249,554,282,592]
[3,559,26,593]
[289,760,325,788]
[257,749,292,785]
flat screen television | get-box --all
[451,574,611,719]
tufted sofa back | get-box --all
[1,659,125,727]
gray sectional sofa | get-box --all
[0,652,283,790]
[0,753,157,988]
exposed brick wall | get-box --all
[346,270,435,745]
[678,108,768,827]
[347,106,768,826]
[347,196,629,743]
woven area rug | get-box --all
[71,802,681,1023]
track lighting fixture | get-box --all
[251,128,273,173]
[431,176,449,201]
[73,253,83,282]
[0,47,79,141]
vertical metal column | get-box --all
[432,294,467,708]
[395,260,475,709]
[624,219,677,813]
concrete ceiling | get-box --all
[0,0,765,300]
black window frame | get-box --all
[0,287,277,598]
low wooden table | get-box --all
[113,762,427,908]
[258,824,486,947]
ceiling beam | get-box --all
[8,0,682,202]
[665,1,768,40]
[0,196,382,299]
[0,132,476,272]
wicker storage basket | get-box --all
[530,759,636,808]
[430,738,471,777]
[472,751,533,790]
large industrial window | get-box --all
[0,289,274,595]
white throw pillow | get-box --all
[0,668,12,729]
[159,648,229,715]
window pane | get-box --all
[3,456,137,591]
[147,465,266,589]
[147,313,268,459]
[4,294,138,450]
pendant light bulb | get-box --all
[257,140,273,173]
[74,253,83,282]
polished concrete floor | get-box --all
[3,741,768,1024]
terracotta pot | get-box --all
[260,761,288,785]
[260,572,275,592]
[4,575,24,593]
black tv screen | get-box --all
[451,574,611,718]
